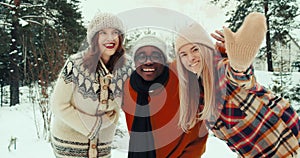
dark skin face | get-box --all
[134,46,166,81]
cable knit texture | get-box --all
[223,12,267,71]
[50,51,133,158]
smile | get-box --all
[189,61,199,67]
[142,68,155,72]
[104,43,115,49]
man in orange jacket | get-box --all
[122,35,208,158]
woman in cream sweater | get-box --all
[50,12,132,158]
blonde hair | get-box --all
[176,43,219,132]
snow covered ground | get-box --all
[0,70,299,158]
[0,103,236,158]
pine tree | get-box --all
[270,72,300,114]
[210,0,300,72]
[0,0,86,106]
[0,1,11,87]
[45,0,86,55]
[290,83,300,103]
[270,72,292,99]
[0,1,11,106]
[0,0,23,106]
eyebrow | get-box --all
[179,51,186,55]
[136,51,162,56]
[135,51,145,56]
[152,51,162,55]
[190,45,197,50]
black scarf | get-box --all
[128,66,169,158]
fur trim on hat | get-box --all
[132,35,168,62]
[87,12,124,45]
[175,23,214,53]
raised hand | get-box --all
[223,12,267,71]
[211,30,226,55]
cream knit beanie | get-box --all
[132,35,168,62]
[175,22,215,53]
[87,12,124,45]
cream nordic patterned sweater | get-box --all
[50,51,133,158]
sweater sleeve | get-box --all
[224,58,257,90]
[50,59,113,140]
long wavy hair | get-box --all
[176,43,219,132]
[83,32,125,73]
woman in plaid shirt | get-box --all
[175,12,300,158]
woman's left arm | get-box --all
[222,12,267,90]
[225,61,257,90]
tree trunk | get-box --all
[9,6,20,106]
[264,0,273,72]
[1,82,3,107]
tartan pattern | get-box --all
[209,61,300,158]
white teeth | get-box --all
[143,68,155,72]
[190,62,198,67]
[105,43,114,47]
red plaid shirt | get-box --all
[208,59,300,158]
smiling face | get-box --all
[178,43,203,76]
[97,28,120,61]
[134,46,166,81]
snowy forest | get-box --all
[0,0,300,157]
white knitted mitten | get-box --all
[223,12,267,71]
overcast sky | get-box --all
[78,0,228,34]
[78,0,300,43]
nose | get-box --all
[188,53,195,62]
[144,56,153,65]
[107,32,118,41]
[107,33,114,41]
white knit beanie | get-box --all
[87,12,124,45]
[175,22,214,53]
[132,35,168,62]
